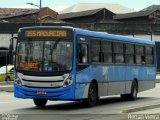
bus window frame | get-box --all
[76,35,89,72]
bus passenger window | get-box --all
[145,46,154,65]
[135,45,145,64]
[113,42,124,63]
[77,44,88,64]
[91,40,100,62]
[125,44,134,64]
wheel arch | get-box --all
[82,79,99,107]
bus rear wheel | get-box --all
[33,98,48,107]
[82,82,98,107]
[121,80,138,100]
[129,80,138,100]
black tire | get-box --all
[121,81,138,100]
[82,82,98,107]
[33,99,48,107]
[129,81,138,100]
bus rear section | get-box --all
[73,29,156,106]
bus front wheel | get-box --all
[82,82,98,107]
[33,98,48,107]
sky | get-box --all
[0,0,160,12]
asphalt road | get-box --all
[1,83,160,120]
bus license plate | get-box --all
[37,91,47,95]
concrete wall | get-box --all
[0,33,17,49]
[0,34,12,48]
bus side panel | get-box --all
[75,65,156,99]
[107,66,127,95]
[75,65,127,99]
[125,66,156,92]
[75,65,109,99]
[108,66,156,94]
[75,65,125,99]
[75,67,92,99]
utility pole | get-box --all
[5,51,8,83]
[39,0,42,26]
[26,0,42,26]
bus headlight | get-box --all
[63,76,73,87]
[14,74,22,86]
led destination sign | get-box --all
[25,30,67,37]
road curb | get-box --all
[122,103,160,113]
[0,85,13,92]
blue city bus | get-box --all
[14,26,156,107]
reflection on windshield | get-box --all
[16,40,73,72]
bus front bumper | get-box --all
[14,83,75,100]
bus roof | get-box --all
[74,28,155,45]
[18,26,155,45]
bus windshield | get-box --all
[16,40,73,73]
